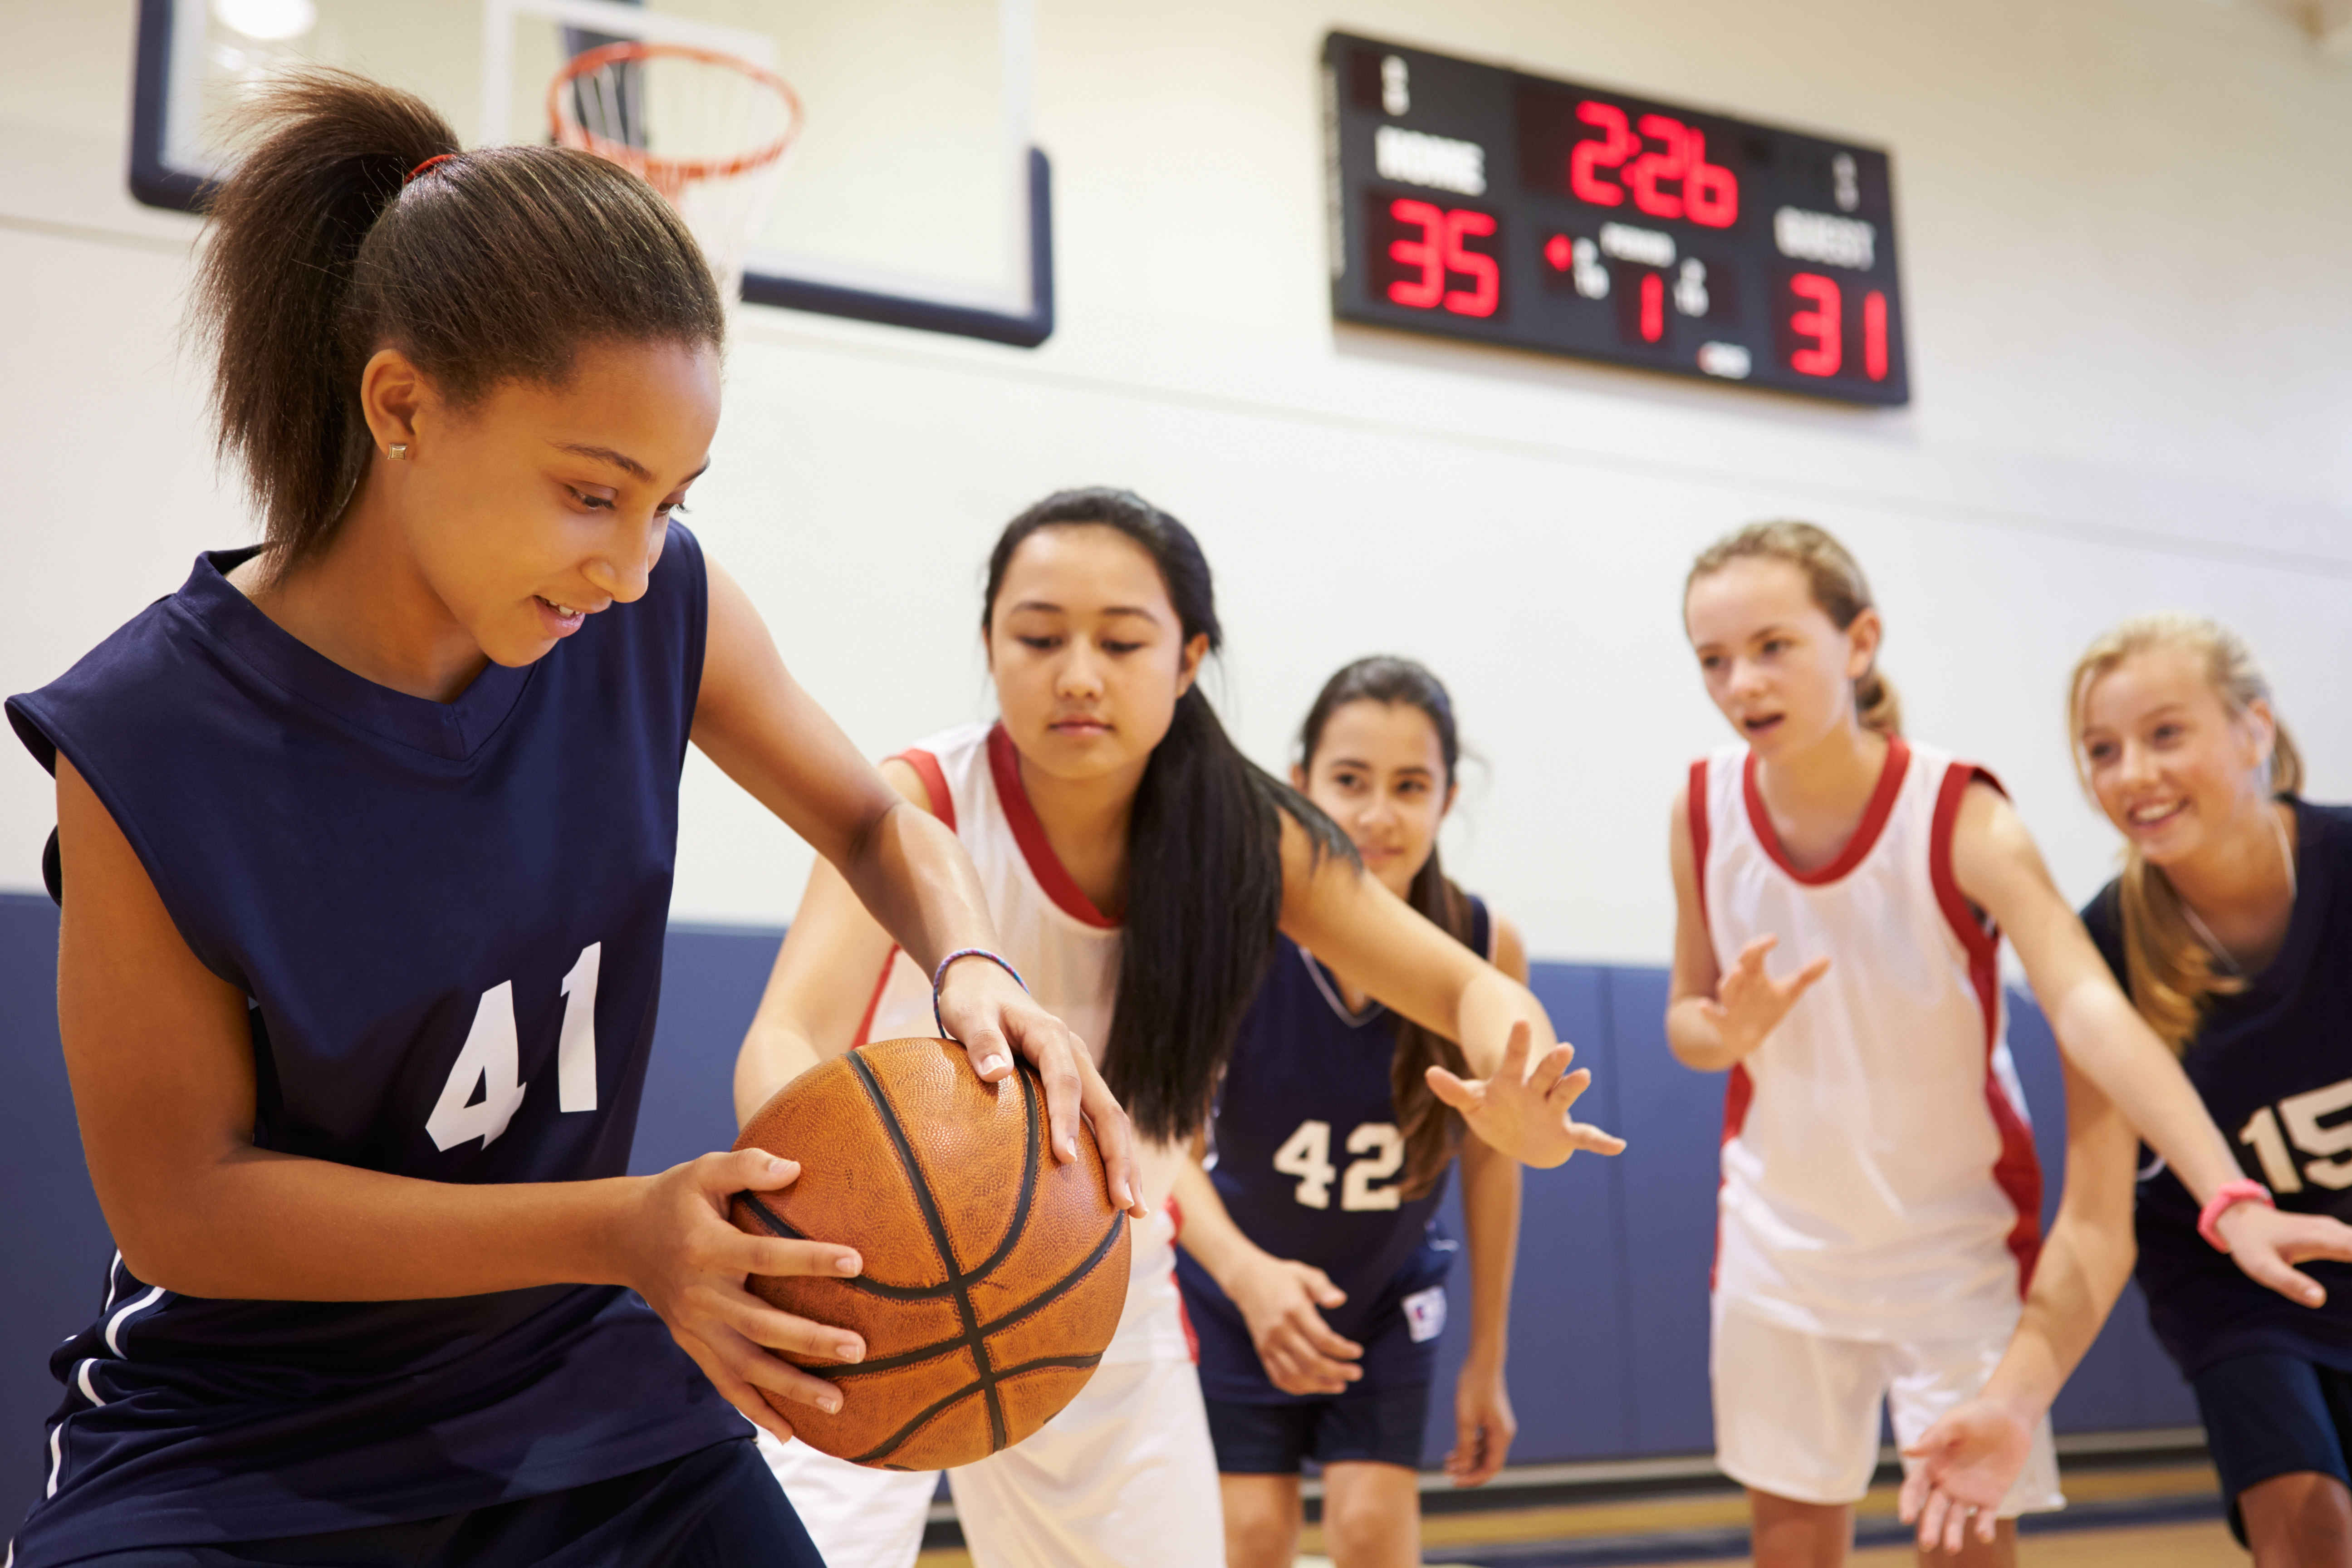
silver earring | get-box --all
[387,443,409,461]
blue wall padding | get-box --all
[0,897,2200,1536]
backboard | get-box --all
[129,0,1052,346]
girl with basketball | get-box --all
[1171,655,1524,1568]
[1896,616,2352,1567]
[1670,524,2340,1568]
[3,74,1132,1568]
[734,489,1623,1567]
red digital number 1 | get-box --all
[1788,273,1842,376]
[1863,290,1888,381]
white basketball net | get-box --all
[549,42,802,305]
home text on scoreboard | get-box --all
[1323,34,1909,405]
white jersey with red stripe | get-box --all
[864,718,1190,1367]
[1691,735,2043,1343]
[761,719,1220,1568]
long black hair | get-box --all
[192,70,725,570]
[983,489,1356,1142]
[1298,657,1476,1200]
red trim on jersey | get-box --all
[986,723,1118,930]
[1712,1062,1754,1294]
[893,747,956,833]
[1742,735,1911,885]
[1175,1286,1201,1365]
[1164,1192,1184,1243]
[851,949,897,1049]
[1692,756,1751,1291]
[1929,760,2045,1293]
[1687,759,1713,945]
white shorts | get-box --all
[1711,1296,2065,1514]
[760,1353,1222,1568]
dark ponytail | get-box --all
[983,489,1355,1142]
[192,70,725,570]
[1298,657,1476,1200]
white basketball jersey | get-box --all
[1693,736,2042,1342]
[861,720,1190,1366]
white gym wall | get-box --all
[3,0,2347,965]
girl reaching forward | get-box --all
[1670,525,2338,1568]
[734,490,1621,1568]
[1901,615,2352,1567]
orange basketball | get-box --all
[729,1037,1131,1470]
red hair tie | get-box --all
[404,153,457,186]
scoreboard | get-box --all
[1323,33,1910,405]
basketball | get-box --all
[729,1037,1132,1470]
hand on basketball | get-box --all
[2212,1202,2352,1308]
[936,956,1147,1219]
[1426,1021,1627,1170]
[1230,1254,1363,1396]
[1702,935,1830,1060]
[621,1148,868,1445]
[1446,1355,1517,1487]
[1898,1397,2032,1553]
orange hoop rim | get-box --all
[548,40,804,187]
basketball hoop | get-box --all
[549,41,803,304]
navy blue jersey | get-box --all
[2082,799,2352,1378]
[4,525,743,1565]
[1176,899,1490,1403]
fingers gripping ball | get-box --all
[729,1037,1131,1470]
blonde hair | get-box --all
[2067,613,2303,1052]
[1686,520,1901,736]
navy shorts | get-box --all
[2192,1352,2352,1547]
[66,1438,817,1568]
[1205,1381,1431,1474]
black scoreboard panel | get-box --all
[1324,33,1909,406]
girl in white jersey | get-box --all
[735,488,1624,1568]
[1670,522,2338,1568]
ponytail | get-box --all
[1687,520,1901,736]
[1297,656,1478,1200]
[191,70,724,570]
[2068,613,2302,1052]
[983,490,1355,1142]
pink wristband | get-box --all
[2197,1179,2274,1252]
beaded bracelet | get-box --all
[2197,1179,2274,1253]
[931,948,1030,1041]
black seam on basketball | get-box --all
[846,1049,1008,1453]
[958,1065,1042,1285]
[988,1352,1105,1377]
[842,1353,1109,1467]
[733,1193,964,1303]
[847,1379,986,1467]
[812,1210,1127,1382]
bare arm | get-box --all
[1276,815,1624,1169]
[696,559,1138,1212]
[1664,784,1829,1072]
[731,758,926,1126]
[1952,781,2348,1300]
[54,755,860,1441]
[1169,1152,1362,1395]
[1447,915,1524,1488]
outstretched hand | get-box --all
[2214,1202,2352,1308]
[936,956,1147,1218]
[1427,1021,1627,1170]
[1898,1397,2032,1554]
[1700,935,1829,1061]
[622,1149,867,1446]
